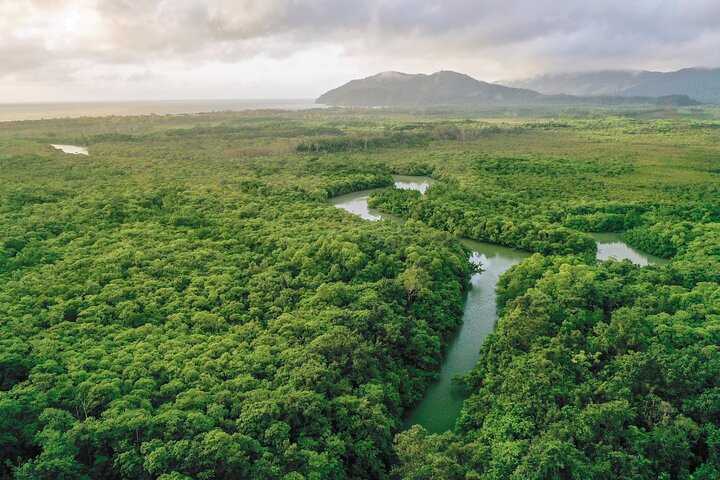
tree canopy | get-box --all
[2,106,720,478]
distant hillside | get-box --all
[505,67,720,103]
[316,71,542,106]
[317,71,700,107]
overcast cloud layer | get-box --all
[3,0,720,102]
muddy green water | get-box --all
[328,175,436,222]
[404,238,530,433]
[330,178,664,434]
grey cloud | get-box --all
[0,41,51,77]
[3,0,720,83]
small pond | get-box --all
[51,144,89,155]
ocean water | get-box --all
[0,99,319,122]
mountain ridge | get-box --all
[316,70,542,106]
[504,67,720,103]
[317,70,701,107]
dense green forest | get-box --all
[1,106,720,479]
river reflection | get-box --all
[591,232,668,265]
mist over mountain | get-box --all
[505,67,720,104]
[317,70,700,107]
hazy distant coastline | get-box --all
[0,99,318,122]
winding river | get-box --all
[330,176,665,434]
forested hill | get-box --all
[316,70,700,107]
[1,108,720,479]
[316,71,542,106]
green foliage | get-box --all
[622,222,710,259]
[382,111,720,478]
[369,188,597,258]
[2,106,720,479]
[398,260,720,478]
[0,115,474,479]
[296,133,428,153]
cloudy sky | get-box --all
[3,0,720,102]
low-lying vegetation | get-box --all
[1,106,719,479]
